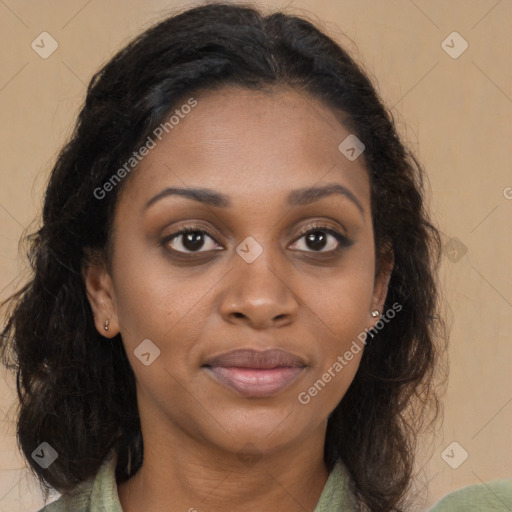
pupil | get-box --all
[307,231,326,251]
[184,232,204,251]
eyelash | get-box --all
[161,222,353,257]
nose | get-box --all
[218,247,299,330]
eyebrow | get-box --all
[144,183,365,216]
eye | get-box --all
[162,226,222,254]
[289,224,352,253]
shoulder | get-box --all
[314,459,359,512]
[428,478,512,511]
[35,485,93,512]
[35,449,120,512]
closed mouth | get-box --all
[203,348,307,369]
[203,348,307,398]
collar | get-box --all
[90,449,356,511]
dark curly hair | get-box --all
[0,3,447,511]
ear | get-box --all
[370,246,394,325]
[82,252,119,338]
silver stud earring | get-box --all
[371,310,379,317]
[104,319,109,331]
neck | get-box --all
[118,422,330,512]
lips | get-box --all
[204,349,306,369]
[203,349,307,398]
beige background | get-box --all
[1,0,511,510]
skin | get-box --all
[84,85,393,512]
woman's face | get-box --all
[86,86,391,459]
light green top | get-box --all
[36,449,512,511]
[428,478,512,511]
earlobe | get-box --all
[82,258,119,337]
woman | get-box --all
[1,2,454,511]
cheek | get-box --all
[297,259,374,405]
[110,243,225,389]
[296,278,369,415]
[111,231,202,332]
[298,351,362,414]
[304,260,375,341]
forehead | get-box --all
[117,86,371,212]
